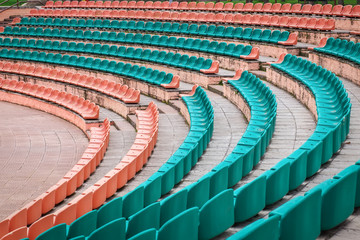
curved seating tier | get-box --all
[0,48,179,89]
[18,85,214,240]
[0,27,260,60]
[0,118,110,239]
[0,61,140,104]
[0,37,219,73]
[11,18,298,46]
[0,78,99,119]
[42,1,360,18]
[26,9,336,31]
[313,37,360,65]
[229,160,360,240]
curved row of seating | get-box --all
[230,160,360,240]
[86,70,278,240]
[0,78,99,119]
[0,61,140,104]
[0,28,260,60]
[0,38,220,73]
[42,1,360,18]
[312,37,360,65]
[0,117,110,239]
[16,84,213,240]
[27,9,336,31]
[1,102,159,240]
[11,18,298,46]
[0,48,180,89]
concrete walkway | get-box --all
[0,101,88,221]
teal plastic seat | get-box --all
[153,22,163,32]
[234,27,243,39]
[242,28,253,40]
[206,25,217,36]
[158,207,199,240]
[128,229,157,240]
[228,215,281,240]
[67,210,97,239]
[223,26,235,38]
[77,19,86,28]
[122,187,145,219]
[110,20,119,29]
[144,21,154,31]
[35,223,67,240]
[87,218,126,240]
[197,24,208,36]
[162,22,172,32]
[188,24,198,35]
[213,26,225,37]
[85,19,94,28]
[269,189,322,240]
[169,22,180,33]
[179,23,189,34]
[199,189,234,240]
[102,19,111,28]
[268,30,281,43]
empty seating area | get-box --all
[0,78,99,119]
[0,61,140,104]
[42,1,360,18]
[2,1,360,240]
[11,18,298,46]
[26,9,336,31]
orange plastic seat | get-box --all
[214,2,224,11]
[260,15,270,26]
[54,203,77,225]
[200,61,219,74]
[243,3,253,12]
[224,2,233,11]
[152,1,161,9]
[240,47,259,59]
[280,3,291,13]
[297,17,309,29]
[290,3,302,14]
[28,214,55,240]
[331,5,343,16]
[268,15,280,26]
[205,2,215,11]
[233,14,243,24]
[271,3,281,13]
[288,17,300,28]
[232,2,243,12]
[301,4,312,14]
[136,0,145,9]
[188,1,197,10]
[224,14,234,23]
[278,16,289,27]
[262,3,272,13]
[253,3,263,12]
[310,4,322,14]
[350,5,360,17]
[110,0,120,8]
[279,32,298,46]
[214,13,225,23]
[321,4,333,15]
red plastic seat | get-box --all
[262,3,272,13]
[205,2,215,11]
[306,18,317,29]
[78,1,86,8]
[169,11,179,21]
[280,3,291,13]
[152,1,162,9]
[297,17,309,29]
[271,3,281,13]
[188,1,197,10]
[86,1,95,8]
[290,3,302,14]
[341,5,353,17]
[310,4,322,14]
[349,5,360,17]
[301,4,312,14]
[224,14,234,23]
[233,14,243,24]
[288,17,300,28]
[243,3,253,12]
[259,15,270,26]
[103,1,111,8]
[110,0,120,8]
[214,2,224,11]
[169,1,178,10]
[196,2,205,11]
[94,1,103,8]
[278,16,289,27]
[253,3,263,12]
[331,5,343,16]
[268,15,280,26]
[44,1,54,8]
[205,12,215,22]
[61,1,71,8]
[162,11,171,20]
[119,1,127,8]
[136,1,145,9]
[70,1,78,8]
[250,14,261,25]
[200,61,219,74]
[160,1,169,9]
[152,11,162,20]
[54,1,62,7]
[224,2,233,11]
[312,18,325,29]
[214,13,225,23]
[127,1,136,9]
[178,1,188,10]
[323,19,335,31]
[232,3,243,12]
[242,14,251,25]
[320,4,333,15]
[187,12,197,22]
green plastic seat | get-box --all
[127,202,160,239]
[67,210,97,239]
[87,218,126,240]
